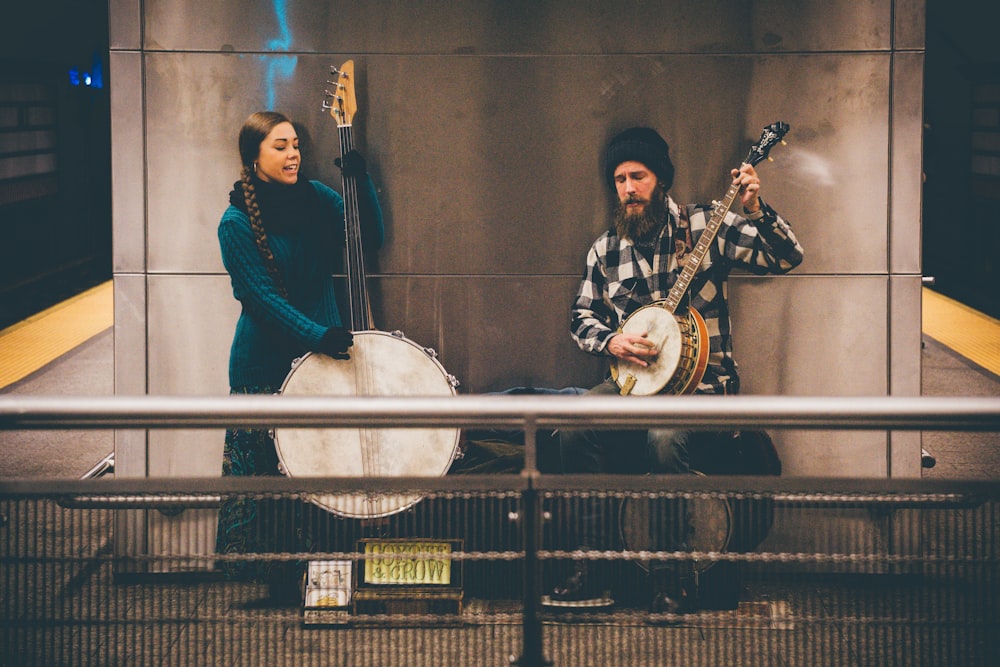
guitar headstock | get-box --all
[744,121,790,167]
[322,60,357,127]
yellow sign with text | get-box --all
[363,540,453,586]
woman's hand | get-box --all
[319,327,354,359]
[335,150,367,179]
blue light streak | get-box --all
[260,0,298,110]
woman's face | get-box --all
[255,121,300,185]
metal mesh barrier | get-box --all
[2,476,998,666]
[2,393,998,664]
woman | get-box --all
[215,111,384,594]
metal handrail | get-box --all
[2,392,994,667]
[1,394,998,430]
[81,451,114,479]
[3,394,997,511]
[2,473,996,497]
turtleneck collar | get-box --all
[228,174,320,234]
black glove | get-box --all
[319,327,353,359]
[334,149,367,179]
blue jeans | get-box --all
[558,379,693,474]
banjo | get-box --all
[272,61,461,519]
[610,122,790,396]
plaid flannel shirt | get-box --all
[570,195,804,394]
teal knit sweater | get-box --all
[218,177,384,388]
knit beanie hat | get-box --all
[605,127,675,191]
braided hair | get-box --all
[237,111,290,298]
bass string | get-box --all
[355,336,384,515]
[355,341,379,488]
[338,125,367,330]
[338,125,381,489]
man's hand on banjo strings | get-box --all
[608,332,658,367]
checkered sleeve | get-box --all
[719,200,804,274]
[570,238,619,355]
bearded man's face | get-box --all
[612,160,666,242]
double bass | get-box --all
[273,61,461,519]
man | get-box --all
[548,126,804,613]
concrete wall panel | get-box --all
[112,1,927,497]
[142,0,894,55]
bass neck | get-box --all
[338,122,372,331]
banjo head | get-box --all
[273,331,460,519]
[613,303,684,396]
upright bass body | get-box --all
[274,331,460,519]
[269,60,462,520]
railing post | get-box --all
[513,415,551,667]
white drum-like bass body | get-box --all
[273,330,460,519]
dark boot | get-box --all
[543,560,614,608]
[266,562,305,605]
[648,566,696,620]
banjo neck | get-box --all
[661,121,790,315]
[661,177,743,315]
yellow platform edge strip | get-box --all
[922,287,1000,377]
[0,281,113,389]
[0,282,996,391]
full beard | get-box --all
[613,187,668,243]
